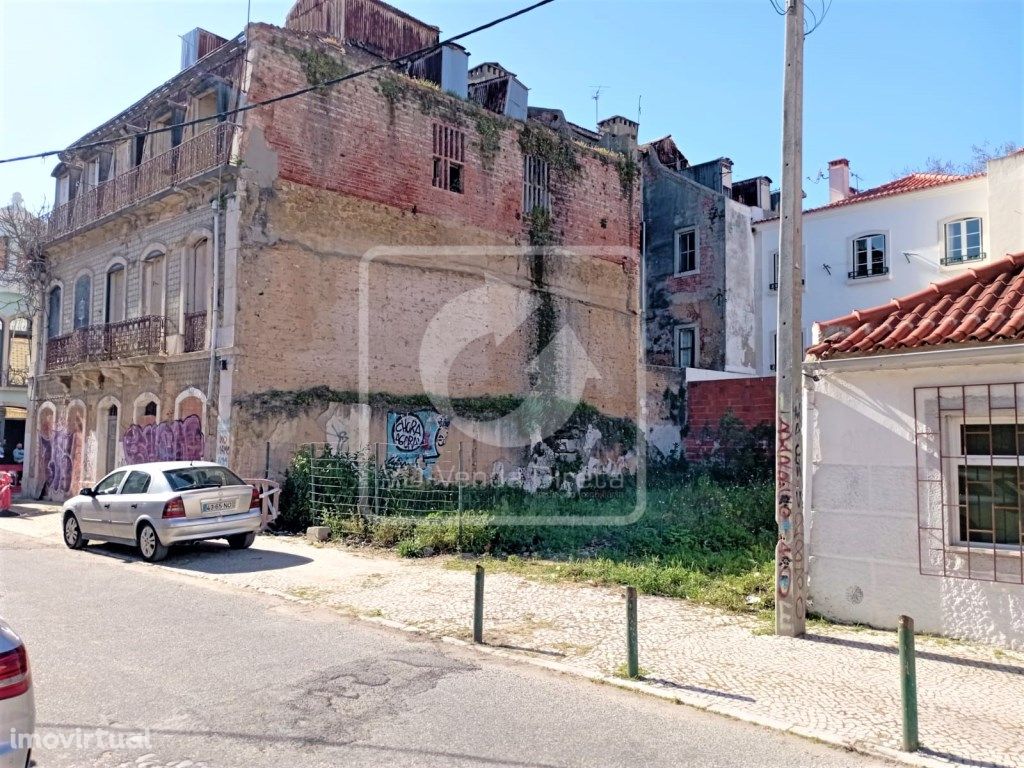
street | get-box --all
[0,523,884,767]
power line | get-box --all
[0,0,557,167]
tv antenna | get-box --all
[590,85,607,128]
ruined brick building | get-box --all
[640,135,776,458]
[26,0,641,499]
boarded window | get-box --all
[185,238,209,315]
[73,275,92,330]
[106,266,126,324]
[141,251,165,317]
[432,124,465,193]
[523,155,551,213]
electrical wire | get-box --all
[767,0,833,36]
[0,0,557,166]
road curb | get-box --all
[0,521,966,768]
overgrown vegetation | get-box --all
[273,412,775,615]
[291,47,348,88]
[518,124,582,183]
[616,156,640,198]
[474,113,504,169]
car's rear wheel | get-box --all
[227,531,256,550]
[137,522,168,562]
[63,512,87,550]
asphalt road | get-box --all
[0,524,885,767]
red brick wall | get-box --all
[242,24,639,256]
[684,376,775,459]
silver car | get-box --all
[0,619,34,768]
[61,461,261,562]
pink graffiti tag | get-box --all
[122,415,205,465]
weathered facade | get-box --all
[640,135,772,458]
[27,0,641,500]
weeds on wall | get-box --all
[518,124,582,183]
[290,46,349,88]
[474,112,504,169]
[616,156,640,199]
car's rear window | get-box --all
[163,466,246,491]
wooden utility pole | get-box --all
[775,0,806,637]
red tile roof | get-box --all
[805,171,984,214]
[807,252,1024,360]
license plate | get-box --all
[201,500,235,513]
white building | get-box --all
[804,252,1024,648]
[755,150,1024,375]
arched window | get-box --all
[47,287,62,339]
[73,274,91,330]
[105,264,126,323]
[185,238,208,316]
[141,250,165,317]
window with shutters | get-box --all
[432,124,465,193]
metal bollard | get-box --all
[898,615,919,752]
[473,565,485,643]
[626,586,639,678]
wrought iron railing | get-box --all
[44,123,235,241]
[45,315,166,371]
[941,251,986,267]
[848,265,890,280]
[183,311,207,353]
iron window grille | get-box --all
[432,123,465,193]
[914,383,1024,584]
[523,155,551,213]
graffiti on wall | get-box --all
[39,425,76,495]
[122,414,205,465]
[386,410,450,468]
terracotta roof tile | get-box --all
[807,252,1024,360]
[804,171,984,214]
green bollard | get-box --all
[626,586,639,679]
[899,614,919,752]
[473,565,485,643]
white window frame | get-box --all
[674,227,699,276]
[942,413,1023,551]
[848,231,889,280]
[675,323,698,369]
[942,216,985,266]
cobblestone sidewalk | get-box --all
[4,509,1022,767]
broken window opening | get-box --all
[523,155,551,213]
[432,123,465,194]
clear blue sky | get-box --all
[1,0,1020,211]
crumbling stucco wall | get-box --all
[642,153,727,369]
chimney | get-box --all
[828,158,851,203]
[597,115,639,157]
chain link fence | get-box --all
[308,442,466,524]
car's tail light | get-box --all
[0,644,30,700]
[249,488,261,511]
[162,497,186,519]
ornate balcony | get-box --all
[45,316,166,371]
[44,122,235,242]
[183,311,207,353]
